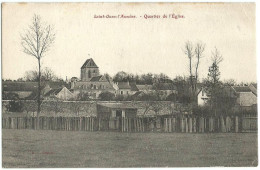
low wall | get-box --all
[2,100,176,117]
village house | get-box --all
[2,80,71,100]
[197,87,209,106]
[249,83,257,96]
[113,81,139,96]
[43,86,74,100]
[152,83,178,100]
[232,85,257,108]
[70,58,115,99]
[136,84,153,94]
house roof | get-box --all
[129,82,139,91]
[136,84,153,91]
[2,81,38,91]
[152,83,177,90]
[98,103,139,109]
[44,88,63,96]
[232,86,252,93]
[222,86,237,98]
[252,83,257,89]
[81,58,98,69]
[117,82,131,89]
[117,82,139,91]
[43,81,70,89]
[90,75,103,82]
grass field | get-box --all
[2,129,258,167]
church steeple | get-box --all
[80,58,100,81]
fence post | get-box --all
[220,116,226,133]
[199,117,204,133]
[188,117,192,133]
[235,116,239,133]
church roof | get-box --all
[81,58,98,69]
[90,75,103,82]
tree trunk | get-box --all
[37,58,41,129]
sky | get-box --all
[2,3,256,83]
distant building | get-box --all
[197,87,209,106]
[71,58,115,99]
[44,86,74,100]
[2,81,71,100]
[197,86,237,107]
[113,81,139,96]
[152,83,178,100]
[249,83,257,96]
[136,84,153,94]
[232,86,257,107]
[80,58,100,81]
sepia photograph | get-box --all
[1,2,257,168]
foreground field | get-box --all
[2,129,258,167]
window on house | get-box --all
[91,84,93,89]
[88,70,91,78]
[94,85,96,89]
[121,91,123,95]
[93,70,96,73]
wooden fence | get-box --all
[2,115,257,133]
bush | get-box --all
[6,99,24,112]
[99,91,115,101]
[166,93,177,102]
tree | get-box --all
[21,14,55,128]
[183,41,205,106]
[99,91,115,101]
[223,79,237,86]
[113,71,128,82]
[6,98,24,112]
[22,100,38,117]
[77,92,91,101]
[204,48,223,115]
[22,67,59,82]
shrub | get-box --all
[99,91,115,101]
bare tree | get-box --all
[183,41,205,106]
[211,47,223,65]
[23,67,58,81]
[21,14,55,129]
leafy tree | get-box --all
[166,93,177,102]
[99,91,115,101]
[204,48,223,115]
[113,71,128,82]
[114,94,125,101]
[6,99,24,112]
[77,92,91,101]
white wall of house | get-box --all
[198,90,209,106]
[55,87,74,100]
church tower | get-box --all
[80,58,100,81]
